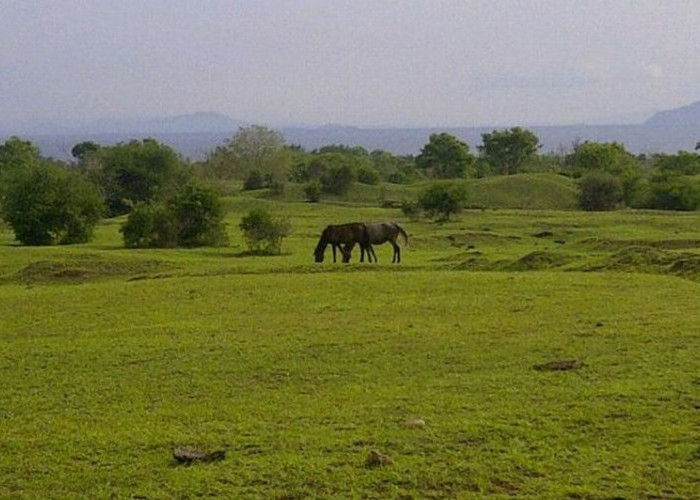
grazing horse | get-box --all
[362,222,409,263]
[314,223,371,263]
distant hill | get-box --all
[83,112,247,134]
[645,101,700,127]
[3,101,700,161]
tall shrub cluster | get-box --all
[0,137,104,245]
[238,207,290,255]
[121,182,228,248]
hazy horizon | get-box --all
[2,1,700,128]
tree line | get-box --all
[0,125,699,247]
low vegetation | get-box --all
[0,129,699,497]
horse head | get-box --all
[314,226,332,262]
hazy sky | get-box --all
[2,0,699,127]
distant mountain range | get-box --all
[2,102,699,161]
[644,100,700,127]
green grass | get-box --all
[1,194,700,498]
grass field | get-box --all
[1,189,700,498]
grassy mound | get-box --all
[469,173,578,210]
[241,173,578,210]
[4,257,176,285]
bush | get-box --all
[120,182,228,248]
[577,171,624,211]
[269,181,286,196]
[304,181,322,202]
[418,182,467,221]
[321,163,356,195]
[1,163,104,245]
[239,208,291,255]
[401,200,423,220]
[168,182,229,247]
[120,201,177,248]
[243,170,266,190]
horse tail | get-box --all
[394,223,409,248]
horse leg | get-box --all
[361,243,371,263]
[370,245,377,263]
[391,241,400,263]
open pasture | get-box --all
[1,199,700,498]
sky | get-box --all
[1,0,700,128]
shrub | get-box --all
[304,181,322,202]
[168,182,229,247]
[239,208,291,255]
[120,182,228,248]
[243,170,266,190]
[1,163,104,245]
[321,163,356,195]
[577,171,624,211]
[418,182,467,221]
[647,176,700,211]
[120,201,177,248]
[269,180,286,196]
[401,200,423,220]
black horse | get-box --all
[361,222,409,263]
[314,223,371,263]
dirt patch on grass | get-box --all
[580,237,700,251]
[505,251,574,271]
[581,246,700,280]
[446,232,521,248]
[670,255,700,278]
[534,360,584,371]
[9,258,175,285]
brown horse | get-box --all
[314,223,371,263]
[362,222,409,263]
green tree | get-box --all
[478,127,540,175]
[0,136,41,176]
[71,141,101,161]
[296,153,359,195]
[370,149,418,183]
[418,182,468,221]
[95,139,186,216]
[565,141,637,177]
[316,144,369,157]
[566,141,642,206]
[357,164,380,185]
[205,125,289,181]
[416,133,474,178]
[239,208,291,254]
[647,176,700,211]
[653,151,700,177]
[1,162,104,245]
